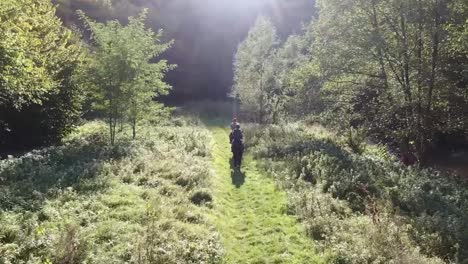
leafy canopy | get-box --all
[79,9,174,144]
[0,0,83,108]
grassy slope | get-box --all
[0,121,223,263]
[207,126,322,264]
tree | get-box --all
[79,9,174,144]
[311,0,468,161]
[233,16,279,124]
[0,0,85,149]
[275,22,322,119]
[0,0,82,108]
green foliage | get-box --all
[0,0,85,148]
[0,121,223,263]
[233,17,281,123]
[234,18,323,123]
[0,0,83,107]
[343,128,366,154]
[237,0,468,160]
[311,0,468,159]
[244,123,468,263]
[79,9,174,144]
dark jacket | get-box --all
[230,129,244,153]
[229,129,243,144]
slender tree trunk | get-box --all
[399,6,415,143]
[132,118,136,139]
[258,70,265,124]
[112,118,116,145]
[370,0,390,97]
[416,0,423,126]
[400,11,413,106]
[109,116,113,145]
[416,0,425,161]
[426,0,441,115]
[119,118,124,132]
[109,95,115,145]
[272,97,281,124]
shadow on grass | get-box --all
[229,157,245,188]
[0,137,131,211]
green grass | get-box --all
[207,126,322,264]
[0,120,223,264]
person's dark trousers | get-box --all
[237,151,243,167]
[233,150,243,167]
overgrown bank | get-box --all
[243,123,468,263]
[0,120,223,263]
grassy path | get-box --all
[208,126,321,264]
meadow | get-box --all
[0,119,223,264]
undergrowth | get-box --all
[244,123,468,264]
[0,120,223,264]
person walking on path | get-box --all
[229,124,244,168]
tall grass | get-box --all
[243,123,468,264]
[0,120,223,263]
[177,100,235,123]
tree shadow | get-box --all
[229,157,245,188]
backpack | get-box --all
[231,129,243,143]
[231,129,244,153]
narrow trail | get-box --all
[207,126,321,264]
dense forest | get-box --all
[1,0,467,263]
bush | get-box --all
[0,0,84,151]
[343,128,366,154]
[190,189,213,206]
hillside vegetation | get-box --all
[243,122,468,263]
[233,0,467,162]
[0,120,223,263]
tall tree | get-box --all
[0,0,84,148]
[233,16,279,123]
[79,9,173,144]
[0,0,83,108]
[276,22,322,119]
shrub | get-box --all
[190,189,213,206]
[343,128,366,154]
[245,122,467,263]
